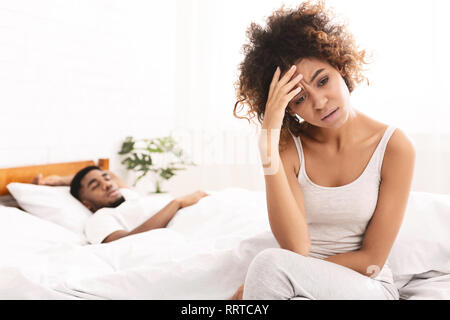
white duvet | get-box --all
[1,188,449,299]
[0,188,277,299]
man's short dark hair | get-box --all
[70,166,101,200]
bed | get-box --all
[1,159,449,299]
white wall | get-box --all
[1,0,449,197]
[0,0,176,184]
[167,0,450,196]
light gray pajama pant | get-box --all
[243,248,399,300]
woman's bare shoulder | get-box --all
[381,126,416,178]
[356,113,390,144]
[386,127,416,156]
[361,115,412,149]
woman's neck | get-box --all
[309,107,361,152]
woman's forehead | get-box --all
[280,57,330,80]
[295,58,329,73]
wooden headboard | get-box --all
[0,158,109,196]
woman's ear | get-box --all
[286,108,303,121]
[285,107,296,118]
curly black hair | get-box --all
[234,0,369,145]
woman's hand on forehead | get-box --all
[262,65,304,128]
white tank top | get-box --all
[290,125,397,284]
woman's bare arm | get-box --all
[259,65,311,256]
[324,129,415,277]
[262,129,311,256]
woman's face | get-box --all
[286,57,352,129]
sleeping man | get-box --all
[33,166,209,244]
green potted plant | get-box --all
[118,135,194,193]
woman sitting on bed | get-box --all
[231,1,415,300]
[33,167,208,244]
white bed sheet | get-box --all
[398,271,450,300]
[1,188,449,300]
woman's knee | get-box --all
[243,249,282,299]
[245,248,297,283]
[249,248,285,271]
[243,248,304,299]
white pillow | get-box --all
[0,205,87,248]
[389,191,450,277]
[7,183,92,236]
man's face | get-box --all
[79,170,122,212]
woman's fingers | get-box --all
[285,86,303,104]
[271,66,302,99]
[282,73,303,95]
[265,64,303,116]
[277,65,297,88]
